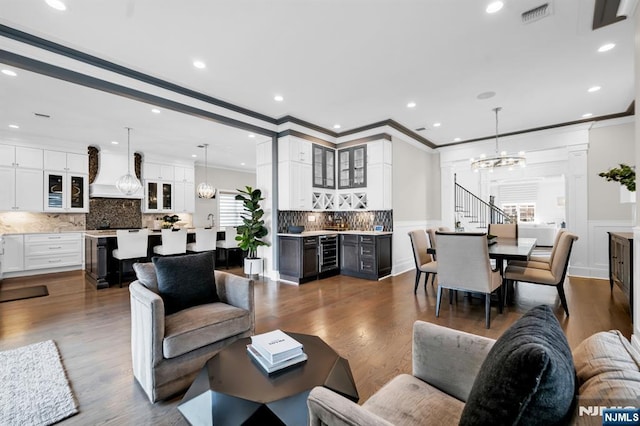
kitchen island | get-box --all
[84,229,202,288]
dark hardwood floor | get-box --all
[0,268,633,425]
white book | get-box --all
[250,330,304,364]
[247,344,308,374]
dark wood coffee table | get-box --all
[178,332,359,426]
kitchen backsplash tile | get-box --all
[86,198,142,229]
[278,210,393,233]
[0,212,85,234]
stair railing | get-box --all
[454,174,513,229]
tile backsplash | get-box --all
[0,212,85,234]
[278,210,393,233]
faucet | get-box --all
[207,213,215,228]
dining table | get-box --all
[428,236,537,304]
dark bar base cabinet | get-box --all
[340,233,392,280]
[279,236,321,284]
[608,232,633,319]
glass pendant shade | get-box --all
[197,182,215,198]
[197,143,215,199]
[116,127,142,195]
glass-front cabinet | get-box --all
[312,145,335,189]
[144,180,173,213]
[44,171,88,212]
[338,145,366,189]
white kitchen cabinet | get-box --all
[44,150,88,174]
[23,233,83,271]
[280,136,312,165]
[143,180,173,213]
[143,162,175,181]
[174,182,195,213]
[0,145,43,169]
[0,167,44,212]
[367,163,392,210]
[43,171,89,213]
[279,162,312,210]
[174,166,194,183]
[3,234,24,273]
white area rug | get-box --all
[0,340,78,426]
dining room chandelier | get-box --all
[470,107,526,172]
[197,143,216,199]
[115,127,142,195]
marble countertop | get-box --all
[85,228,197,238]
[277,230,393,237]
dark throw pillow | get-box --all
[152,252,219,315]
[459,305,576,426]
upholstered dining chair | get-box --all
[435,232,503,328]
[153,228,187,256]
[113,228,149,287]
[426,228,438,260]
[504,232,578,316]
[488,223,518,239]
[408,230,438,294]
[509,229,566,270]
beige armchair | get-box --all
[408,230,438,294]
[504,231,578,316]
[435,232,502,328]
[129,268,254,402]
[509,228,566,270]
[308,321,495,425]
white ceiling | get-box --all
[0,0,636,169]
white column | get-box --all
[256,138,275,279]
[631,5,640,347]
[565,145,589,276]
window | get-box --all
[501,203,536,223]
[218,190,244,227]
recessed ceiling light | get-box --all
[248,134,255,138]
[111,141,119,145]
[193,60,206,69]
[9,124,19,129]
[407,102,416,108]
[191,154,197,158]
[274,95,284,102]
[582,113,593,118]
[1,69,17,77]
[241,162,246,166]
[486,1,504,14]
[151,108,161,113]
[333,124,341,129]
[45,0,67,11]
[454,137,461,142]
[598,43,615,52]
[588,86,601,93]
[433,122,441,127]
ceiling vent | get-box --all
[34,112,51,118]
[521,3,552,24]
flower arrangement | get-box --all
[160,214,180,229]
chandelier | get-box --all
[196,143,216,199]
[115,127,142,195]
[471,107,526,172]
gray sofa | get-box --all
[308,321,640,425]
[129,269,254,403]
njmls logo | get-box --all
[579,406,638,417]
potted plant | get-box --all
[235,186,269,276]
[599,163,636,203]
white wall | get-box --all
[192,165,255,228]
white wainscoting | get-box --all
[569,220,633,279]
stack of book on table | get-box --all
[247,329,307,374]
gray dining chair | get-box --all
[504,232,578,316]
[408,230,438,294]
[435,232,503,328]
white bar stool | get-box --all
[113,229,149,287]
[153,228,187,256]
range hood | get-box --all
[89,151,143,199]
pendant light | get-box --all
[470,107,526,172]
[197,143,215,198]
[115,127,142,195]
